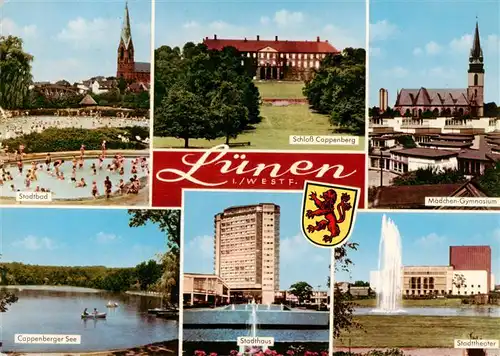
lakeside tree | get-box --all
[154,43,260,147]
[303,48,366,135]
[128,209,180,305]
[289,281,313,304]
[0,256,18,312]
[135,260,164,290]
[0,35,34,110]
[392,167,467,186]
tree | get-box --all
[304,48,365,134]
[477,162,500,196]
[0,35,34,110]
[483,102,499,117]
[0,256,18,312]
[353,281,369,287]
[392,167,466,186]
[327,242,362,339]
[395,135,417,149]
[289,281,313,304]
[210,81,249,144]
[154,43,260,147]
[155,86,211,148]
[135,259,163,290]
[452,273,466,291]
[128,210,180,305]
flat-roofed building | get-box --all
[183,273,230,306]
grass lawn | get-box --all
[154,104,365,150]
[254,81,306,99]
[336,315,500,348]
[354,298,466,308]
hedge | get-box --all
[2,126,149,153]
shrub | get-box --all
[2,126,149,154]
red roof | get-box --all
[203,36,339,53]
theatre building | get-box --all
[370,245,494,296]
[203,35,339,81]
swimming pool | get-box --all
[0,156,148,200]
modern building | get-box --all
[183,273,230,305]
[116,3,150,83]
[214,203,280,305]
[370,245,494,296]
[203,35,339,81]
[450,245,492,293]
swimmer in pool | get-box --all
[72,156,77,169]
[76,178,87,188]
[17,160,23,175]
[71,168,77,182]
[91,181,98,199]
[45,153,51,170]
[104,176,112,199]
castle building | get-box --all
[214,203,280,305]
[203,35,339,81]
[388,22,485,117]
[116,3,150,83]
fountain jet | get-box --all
[373,215,404,314]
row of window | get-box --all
[245,52,327,60]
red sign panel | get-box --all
[152,145,365,208]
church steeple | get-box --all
[468,20,484,70]
[121,2,133,49]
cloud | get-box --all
[370,20,398,42]
[323,24,365,49]
[413,41,441,56]
[186,235,213,259]
[57,17,149,50]
[449,33,499,55]
[273,10,304,27]
[160,10,364,51]
[281,234,325,264]
[95,232,119,244]
[449,34,473,53]
[425,41,441,55]
[415,233,446,247]
[383,66,408,78]
[420,67,457,79]
[12,235,57,250]
[183,21,199,29]
[0,18,37,38]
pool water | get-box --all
[0,157,148,199]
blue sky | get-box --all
[336,212,500,285]
[155,0,365,51]
[369,0,500,107]
[1,209,166,268]
[183,191,332,291]
[1,0,151,83]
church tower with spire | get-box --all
[117,2,135,80]
[467,20,485,117]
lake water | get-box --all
[1,286,178,352]
[0,157,148,199]
[183,305,328,342]
[1,115,149,140]
[354,306,500,317]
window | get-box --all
[474,73,478,86]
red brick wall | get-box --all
[449,245,491,292]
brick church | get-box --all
[388,21,485,117]
[116,3,150,83]
[203,35,339,81]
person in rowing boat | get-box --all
[83,308,89,316]
[93,308,98,315]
